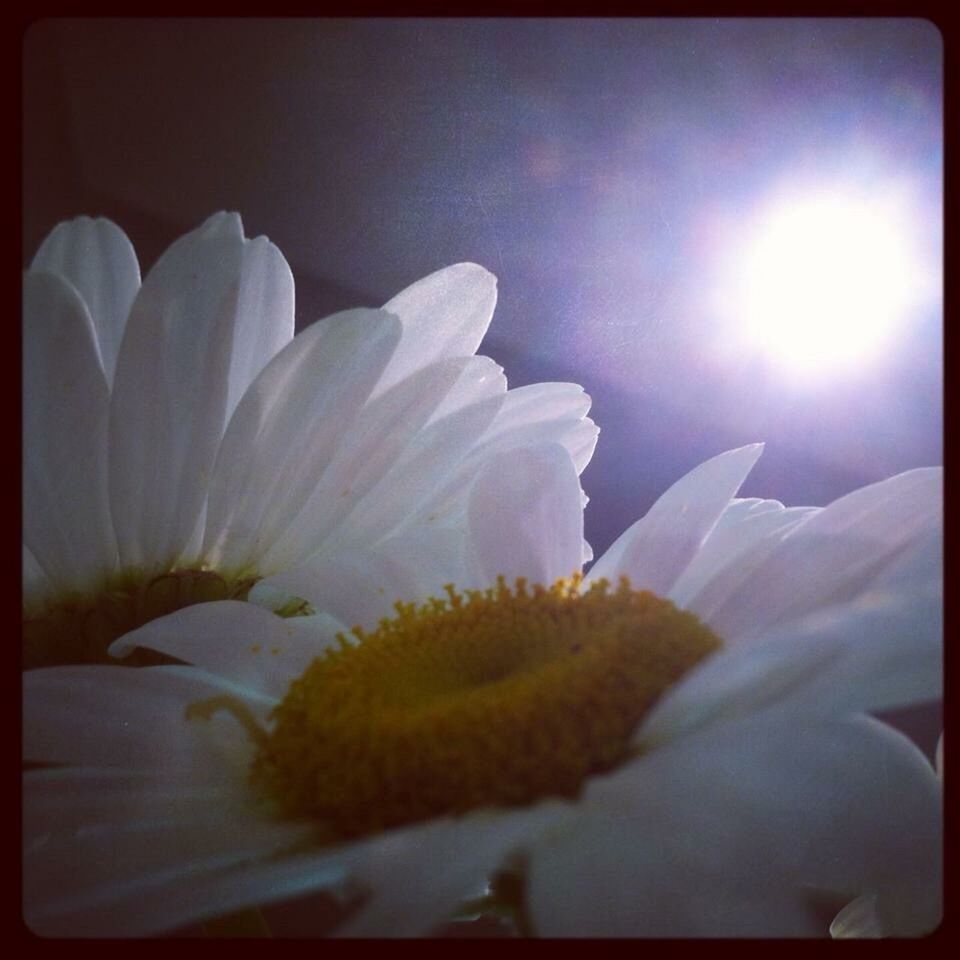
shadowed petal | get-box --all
[30,215,141,386]
[201,308,401,573]
[23,664,272,776]
[258,354,504,574]
[108,213,247,572]
[23,271,117,594]
[109,601,344,699]
[529,714,941,936]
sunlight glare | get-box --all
[716,182,929,380]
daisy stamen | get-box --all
[250,574,721,840]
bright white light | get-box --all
[714,180,932,381]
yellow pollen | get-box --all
[252,574,721,841]
[22,568,312,669]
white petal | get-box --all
[25,811,315,937]
[26,837,352,938]
[263,527,468,633]
[640,583,942,748]
[224,234,296,421]
[23,270,117,594]
[304,391,506,555]
[107,213,248,572]
[669,499,816,609]
[339,802,572,937]
[24,767,241,838]
[201,309,401,573]
[259,355,505,574]
[529,714,941,936]
[392,382,598,547]
[830,894,883,938]
[473,381,598,475]
[109,601,344,699]
[374,262,497,398]
[698,467,942,641]
[870,525,943,593]
[23,665,273,776]
[25,793,567,938]
[23,544,53,615]
[586,444,763,594]
[420,354,507,425]
[30,216,141,386]
[830,882,943,938]
[466,443,585,588]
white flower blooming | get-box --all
[23,444,942,937]
[22,213,597,668]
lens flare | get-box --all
[713,177,933,381]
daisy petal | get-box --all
[529,714,941,936]
[476,382,598,474]
[259,355,505,573]
[312,392,506,553]
[108,213,248,572]
[339,802,572,937]
[224,233,296,422]
[466,443,585,587]
[25,811,315,937]
[586,444,764,594]
[23,665,272,776]
[830,894,883,938]
[829,881,942,939]
[23,270,117,594]
[23,544,53,615]
[375,262,497,397]
[262,527,467,633]
[869,526,942,593]
[201,308,402,573]
[699,467,942,641]
[394,383,597,550]
[421,354,507,425]
[27,841,352,938]
[109,601,344,699]
[30,216,141,386]
[669,500,817,609]
[23,767,241,838]
[639,584,942,749]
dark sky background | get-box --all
[23,16,942,575]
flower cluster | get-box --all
[23,214,941,937]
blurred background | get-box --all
[23,18,942,759]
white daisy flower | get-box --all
[23,213,597,668]
[23,444,942,937]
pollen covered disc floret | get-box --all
[252,575,722,840]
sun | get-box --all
[713,179,931,381]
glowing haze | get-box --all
[713,176,933,382]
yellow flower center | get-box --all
[22,568,311,669]
[251,574,721,841]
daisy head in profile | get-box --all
[22,213,597,669]
[24,436,942,937]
